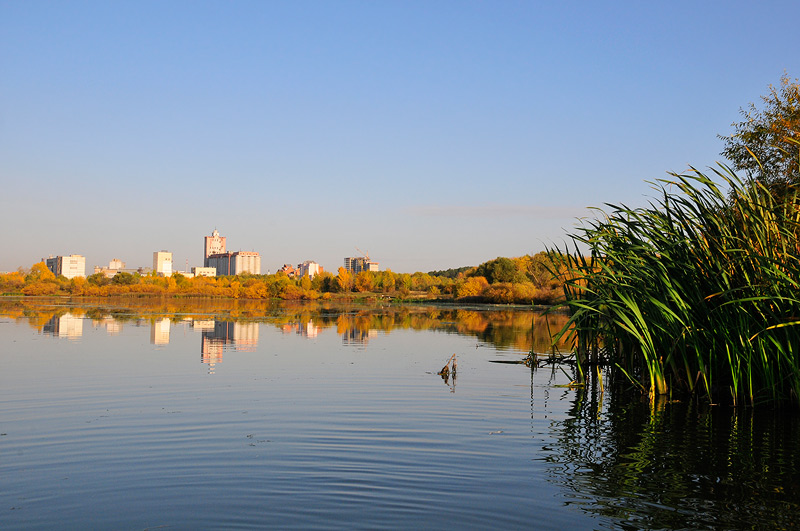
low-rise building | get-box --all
[45,255,86,279]
[206,251,261,276]
[192,267,216,277]
[278,264,297,277]
[94,258,127,278]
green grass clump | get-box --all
[553,166,800,407]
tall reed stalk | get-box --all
[552,166,800,406]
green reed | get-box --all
[552,166,800,406]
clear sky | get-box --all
[1,1,798,274]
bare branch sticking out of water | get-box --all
[438,354,457,378]
[438,354,457,390]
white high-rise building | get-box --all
[297,261,323,279]
[153,251,173,277]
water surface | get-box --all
[1,299,798,529]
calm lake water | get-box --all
[1,298,799,529]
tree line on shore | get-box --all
[0,252,567,305]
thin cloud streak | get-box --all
[408,204,591,219]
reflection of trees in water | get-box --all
[544,379,800,529]
[0,298,571,353]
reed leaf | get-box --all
[551,166,800,406]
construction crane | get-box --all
[355,247,370,261]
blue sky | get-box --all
[1,1,798,274]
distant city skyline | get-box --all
[2,2,798,273]
[22,228,366,277]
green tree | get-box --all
[87,272,111,286]
[379,270,396,292]
[172,272,188,287]
[428,266,473,279]
[720,73,800,190]
[111,271,136,285]
[524,252,558,288]
[396,273,412,291]
[312,271,334,292]
[411,272,435,291]
[269,274,293,297]
[475,257,523,284]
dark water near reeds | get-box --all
[1,298,799,529]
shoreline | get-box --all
[0,293,562,313]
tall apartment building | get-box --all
[204,229,226,266]
[45,255,86,279]
[206,251,261,276]
[153,251,173,277]
[344,256,379,274]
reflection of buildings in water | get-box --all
[200,321,260,371]
[191,320,215,332]
[104,318,122,336]
[150,318,171,345]
[342,328,378,346]
[91,316,122,335]
[43,312,84,339]
[280,320,319,338]
[297,320,319,338]
[201,332,224,358]
[231,322,258,351]
[201,339,223,374]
